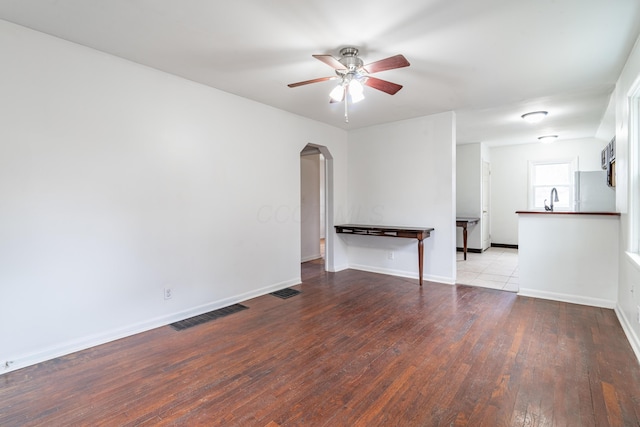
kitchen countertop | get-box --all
[515,211,620,216]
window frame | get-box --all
[528,158,578,211]
[629,81,640,254]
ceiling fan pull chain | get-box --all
[344,97,349,123]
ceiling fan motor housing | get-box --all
[339,47,363,70]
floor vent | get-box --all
[170,304,248,331]
[270,288,301,299]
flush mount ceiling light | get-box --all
[538,135,558,143]
[288,47,410,123]
[521,111,548,123]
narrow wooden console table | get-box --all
[456,217,479,260]
[334,224,434,286]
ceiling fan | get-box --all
[288,47,410,122]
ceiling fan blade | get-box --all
[363,54,410,74]
[313,54,347,70]
[364,77,403,95]
[288,76,336,88]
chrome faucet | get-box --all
[544,187,559,211]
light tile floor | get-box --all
[456,247,519,292]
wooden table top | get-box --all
[335,224,434,233]
[456,217,480,224]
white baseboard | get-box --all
[2,278,300,375]
[330,263,349,272]
[301,253,322,263]
[615,304,640,364]
[349,264,455,286]
[517,288,616,309]
[426,274,456,286]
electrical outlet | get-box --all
[637,306,640,324]
[388,251,395,260]
[164,287,173,300]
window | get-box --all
[529,159,576,210]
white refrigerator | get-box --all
[574,171,615,212]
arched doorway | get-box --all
[300,143,334,277]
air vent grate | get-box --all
[270,288,301,299]
[170,304,248,331]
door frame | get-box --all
[482,160,491,251]
[300,143,334,272]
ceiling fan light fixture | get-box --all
[349,79,365,103]
[521,111,548,123]
[350,90,365,104]
[538,135,558,143]
[329,84,345,102]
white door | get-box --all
[482,161,491,250]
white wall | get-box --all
[300,154,321,261]
[456,143,482,250]
[613,32,640,360]
[320,155,326,239]
[0,20,349,372]
[490,138,606,245]
[345,113,457,284]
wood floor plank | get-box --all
[2,266,640,426]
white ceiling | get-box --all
[1,0,639,146]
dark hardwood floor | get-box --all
[2,262,640,426]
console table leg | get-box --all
[418,238,424,286]
[463,225,468,260]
